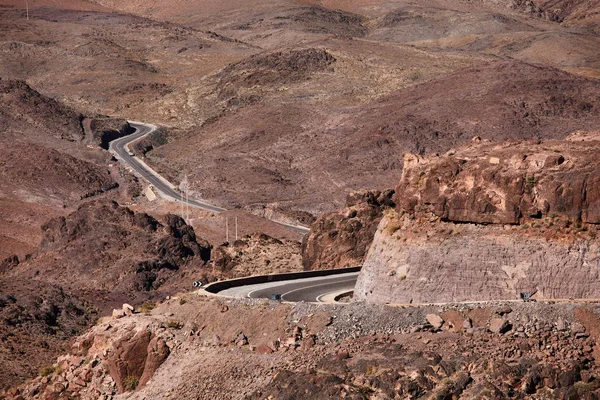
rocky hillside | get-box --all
[0,80,123,260]
[0,79,84,144]
[10,200,212,305]
[156,59,600,219]
[0,200,213,389]
[5,295,600,399]
[0,279,96,390]
[356,133,600,304]
[509,0,600,28]
[302,189,394,270]
[0,142,116,205]
[212,233,302,277]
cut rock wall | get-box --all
[355,215,600,304]
[356,134,600,304]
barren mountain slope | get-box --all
[0,80,122,258]
[0,6,256,128]
[6,201,212,310]
[151,59,600,222]
[0,79,84,144]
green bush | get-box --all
[124,375,139,391]
[39,365,56,377]
[166,320,181,329]
[138,302,155,313]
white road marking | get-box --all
[280,278,357,301]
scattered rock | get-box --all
[489,318,511,334]
[426,314,444,330]
[234,333,248,347]
[463,318,473,330]
[256,344,274,354]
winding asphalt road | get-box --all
[110,122,355,302]
[216,272,359,302]
[109,122,310,232]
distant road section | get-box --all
[109,122,310,232]
[109,122,226,213]
[217,272,359,302]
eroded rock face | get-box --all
[107,329,169,392]
[89,118,135,149]
[302,189,394,270]
[398,135,600,225]
[356,215,600,303]
[356,135,600,304]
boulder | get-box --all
[139,336,170,388]
[426,314,444,330]
[489,318,511,334]
[122,304,134,316]
[463,318,473,330]
[256,344,274,354]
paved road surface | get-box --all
[217,272,358,302]
[109,122,310,232]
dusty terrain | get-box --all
[2,0,600,396]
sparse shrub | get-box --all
[123,375,139,391]
[166,320,181,329]
[409,71,422,81]
[179,298,187,305]
[525,176,538,188]
[387,223,401,235]
[441,377,454,386]
[39,365,56,377]
[365,365,378,375]
[574,381,597,395]
[81,342,90,357]
[138,302,155,313]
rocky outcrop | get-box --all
[211,233,302,277]
[508,0,600,26]
[398,133,600,225]
[89,118,135,149]
[356,135,600,304]
[107,329,169,392]
[0,255,18,273]
[217,48,335,100]
[130,126,168,156]
[302,189,394,270]
[16,200,212,301]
